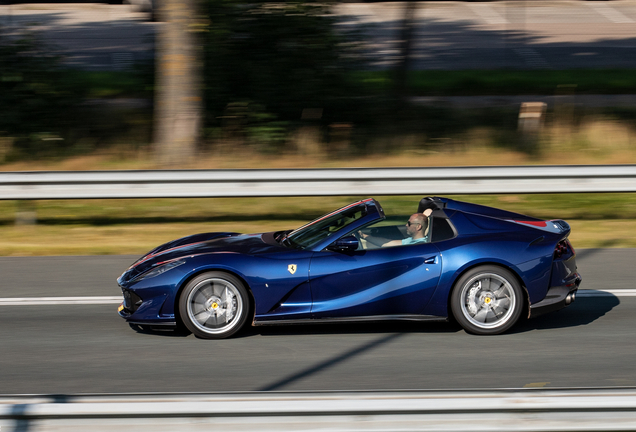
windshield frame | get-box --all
[281,198,381,250]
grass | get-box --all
[0,222,298,256]
[65,69,152,99]
[77,69,636,99]
[357,69,636,96]
[1,194,636,255]
[2,194,636,226]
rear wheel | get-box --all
[179,272,250,339]
[451,266,523,335]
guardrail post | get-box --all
[518,102,546,134]
[328,123,352,157]
[296,108,323,156]
[518,102,547,155]
[15,200,37,225]
[0,137,11,163]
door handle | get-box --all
[424,256,437,264]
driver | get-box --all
[360,209,432,248]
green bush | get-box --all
[202,0,366,148]
[0,32,85,158]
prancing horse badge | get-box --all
[288,264,297,275]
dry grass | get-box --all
[0,149,532,171]
[2,144,633,172]
[2,115,635,171]
[542,117,636,163]
[0,221,302,256]
[568,220,636,249]
[0,116,636,171]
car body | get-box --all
[117,196,581,338]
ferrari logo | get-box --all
[288,264,297,275]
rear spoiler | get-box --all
[506,219,571,236]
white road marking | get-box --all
[0,290,632,306]
[587,3,634,24]
[0,296,122,305]
[577,289,636,297]
[467,3,508,25]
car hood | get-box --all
[119,231,284,284]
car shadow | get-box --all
[241,293,621,337]
[128,320,462,338]
[239,320,461,338]
[127,293,619,338]
[510,293,620,334]
[128,323,191,338]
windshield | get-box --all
[283,201,369,249]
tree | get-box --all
[154,0,204,167]
[202,1,364,129]
[394,1,419,102]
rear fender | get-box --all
[423,244,552,317]
[442,262,531,322]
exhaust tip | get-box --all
[565,290,577,306]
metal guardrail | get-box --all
[0,165,635,199]
[2,389,636,431]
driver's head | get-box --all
[406,213,428,238]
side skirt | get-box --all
[128,320,177,328]
[253,314,446,326]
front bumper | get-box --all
[529,272,582,318]
[117,286,177,327]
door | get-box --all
[309,243,442,318]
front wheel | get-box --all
[179,272,250,339]
[450,266,524,335]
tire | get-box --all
[179,272,250,339]
[450,266,524,335]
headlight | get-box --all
[132,259,186,282]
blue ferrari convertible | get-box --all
[118,197,581,338]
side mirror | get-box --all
[328,235,359,252]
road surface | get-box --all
[0,248,633,395]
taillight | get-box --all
[554,240,573,259]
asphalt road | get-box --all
[1,1,635,70]
[0,249,634,395]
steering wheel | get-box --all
[353,230,366,250]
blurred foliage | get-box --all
[360,69,636,96]
[0,29,153,160]
[2,3,636,161]
[202,0,367,148]
[0,32,84,157]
